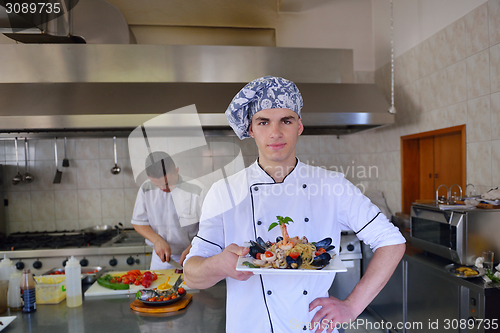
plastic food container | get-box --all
[43,266,105,284]
[34,276,66,304]
[0,280,8,314]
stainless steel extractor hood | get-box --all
[0,44,394,136]
[0,0,130,44]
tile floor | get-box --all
[340,311,387,333]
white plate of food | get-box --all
[235,238,347,275]
[0,316,16,332]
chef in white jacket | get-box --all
[132,151,205,269]
[184,76,406,333]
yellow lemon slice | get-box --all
[157,277,172,290]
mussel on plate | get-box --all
[313,237,332,249]
[256,236,267,248]
[249,240,266,259]
[312,252,331,267]
[286,254,303,269]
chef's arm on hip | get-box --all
[309,243,405,331]
[344,243,405,315]
[184,243,253,289]
[133,224,171,262]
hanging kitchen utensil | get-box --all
[12,137,23,185]
[388,0,396,114]
[53,138,62,184]
[62,137,70,167]
[110,136,121,175]
[23,138,34,183]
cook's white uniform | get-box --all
[187,159,405,333]
[132,176,205,270]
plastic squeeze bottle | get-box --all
[21,269,36,312]
[65,256,82,307]
[0,254,16,282]
[8,272,22,310]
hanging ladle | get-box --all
[23,138,34,183]
[53,138,63,184]
[110,136,121,175]
[62,137,70,167]
[12,137,23,185]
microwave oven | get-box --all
[410,204,500,266]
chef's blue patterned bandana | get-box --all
[225,76,303,140]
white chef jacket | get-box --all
[132,176,205,269]
[187,159,405,333]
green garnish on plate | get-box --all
[242,261,258,268]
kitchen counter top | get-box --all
[396,222,498,291]
[2,281,226,333]
[405,252,500,292]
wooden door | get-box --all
[401,125,466,214]
[419,137,434,200]
[434,132,463,197]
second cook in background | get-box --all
[132,151,206,270]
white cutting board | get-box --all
[84,269,190,297]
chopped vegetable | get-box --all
[242,261,258,268]
[97,275,130,290]
[314,248,326,256]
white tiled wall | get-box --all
[0,138,137,233]
[364,0,500,213]
[2,133,382,233]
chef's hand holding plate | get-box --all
[221,244,253,281]
[309,296,358,333]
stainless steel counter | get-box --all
[3,281,226,333]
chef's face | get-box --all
[149,167,179,193]
[249,108,303,167]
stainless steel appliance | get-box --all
[0,44,394,136]
[0,229,151,276]
[329,231,362,300]
[0,165,5,238]
[410,204,500,266]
